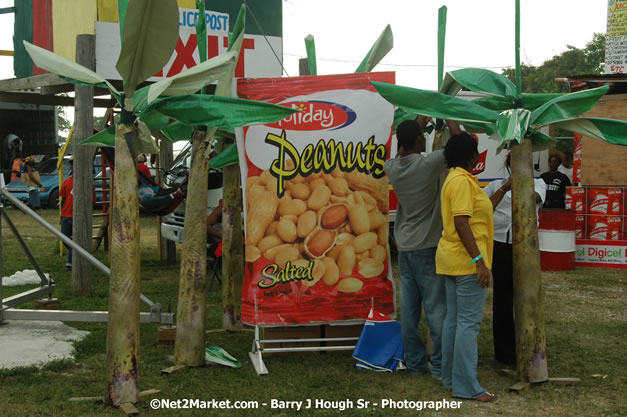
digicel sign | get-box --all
[95,8,282,81]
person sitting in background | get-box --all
[483,153,546,366]
[207,200,223,243]
[436,132,496,402]
[21,157,42,210]
[10,156,24,183]
[541,154,571,208]
[137,153,158,186]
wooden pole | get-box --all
[72,34,94,296]
[299,58,310,76]
[510,138,548,383]
[222,161,243,330]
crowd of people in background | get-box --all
[387,117,574,403]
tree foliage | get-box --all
[502,33,606,93]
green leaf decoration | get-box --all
[117,0,129,41]
[227,5,246,54]
[144,51,238,105]
[530,85,610,126]
[136,121,160,154]
[471,93,564,113]
[130,85,150,113]
[528,130,557,152]
[355,25,393,73]
[209,143,239,168]
[161,121,194,142]
[521,93,566,111]
[549,117,627,146]
[115,0,179,98]
[447,68,518,99]
[80,126,116,147]
[213,4,246,98]
[372,81,498,125]
[23,41,120,98]
[304,34,317,75]
[461,121,497,136]
[496,108,531,144]
[140,111,171,132]
[195,0,207,63]
[144,94,299,129]
[437,6,447,89]
[393,108,419,130]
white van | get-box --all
[160,142,224,243]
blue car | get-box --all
[5,156,72,209]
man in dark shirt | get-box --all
[541,154,572,208]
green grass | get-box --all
[1,207,625,416]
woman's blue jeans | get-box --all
[441,273,487,399]
[398,248,446,377]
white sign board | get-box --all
[605,0,627,74]
[576,240,627,269]
[95,8,283,80]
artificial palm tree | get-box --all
[24,0,296,405]
[372,0,627,382]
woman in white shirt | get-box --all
[483,154,546,366]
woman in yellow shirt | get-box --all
[436,132,496,402]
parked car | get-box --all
[161,142,223,243]
[5,156,71,208]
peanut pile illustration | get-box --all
[245,160,390,294]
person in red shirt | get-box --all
[137,154,158,186]
[59,158,96,270]
[59,167,74,270]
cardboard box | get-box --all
[587,215,622,241]
[262,325,322,355]
[565,187,586,214]
[324,323,364,347]
[587,187,610,215]
[608,188,623,215]
[575,214,586,240]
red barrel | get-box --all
[538,209,576,271]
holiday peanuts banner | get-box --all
[236,72,396,325]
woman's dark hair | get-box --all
[444,132,478,168]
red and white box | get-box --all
[565,187,586,214]
[588,188,613,215]
[608,188,624,215]
[587,215,622,241]
[575,214,586,240]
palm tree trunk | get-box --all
[105,124,141,405]
[222,162,244,330]
[510,138,549,383]
[174,129,210,366]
